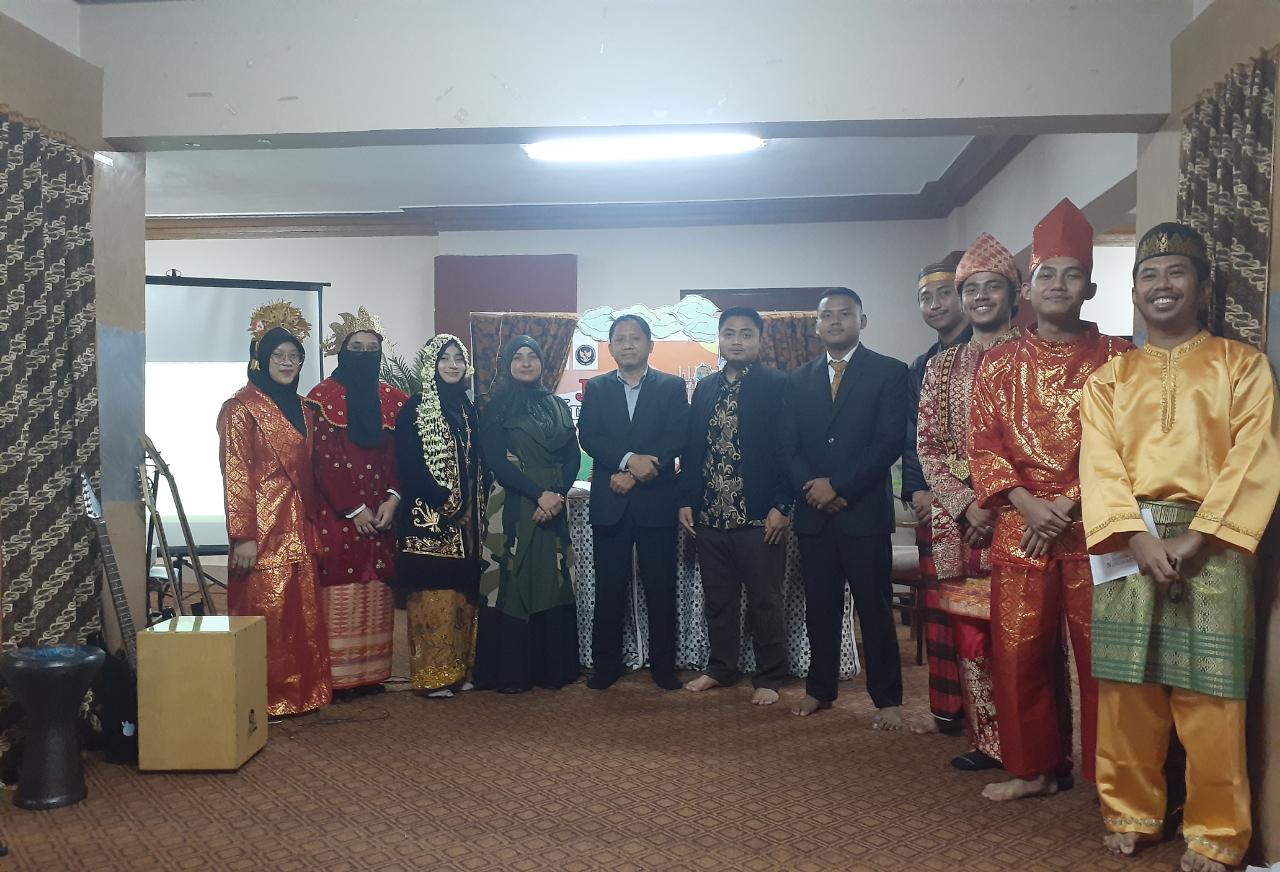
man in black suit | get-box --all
[577,314,690,691]
[679,307,792,706]
[785,288,908,729]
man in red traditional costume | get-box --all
[969,200,1132,800]
[307,308,408,699]
[218,301,332,716]
[911,236,1021,770]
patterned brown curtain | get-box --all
[760,311,823,371]
[0,110,100,759]
[469,312,579,398]
[1177,53,1276,348]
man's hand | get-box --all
[804,478,839,510]
[1165,530,1206,565]
[352,506,378,536]
[678,507,696,538]
[1009,488,1071,538]
[1128,532,1180,586]
[822,496,849,514]
[962,501,995,546]
[627,454,660,482]
[610,472,637,495]
[373,495,399,530]
[763,508,790,546]
[910,490,933,525]
[1018,528,1054,559]
[229,539,257,572]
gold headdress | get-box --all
[1134,222,1210,274]
[248,300,311,370]
[322,307,386,356]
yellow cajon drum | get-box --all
[137,616,268,771]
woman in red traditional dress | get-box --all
[218,303,332,716]
[307,308,408,699]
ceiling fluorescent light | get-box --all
[522,133,764,163]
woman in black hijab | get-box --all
[306,312,408,698]
[473,336,582,693]
[393,334,488,697]
[218,307,331,715]
[247,327,308,433]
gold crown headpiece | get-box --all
[248,300,311,369]
[1134,222,1209,273]
[321,307,386,356]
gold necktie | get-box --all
[829,359,847,400]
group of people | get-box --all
[217,198,1279,872]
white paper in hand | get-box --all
[1089,507,1159,586]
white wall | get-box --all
[946,133,1139,256]
[0,0,80,55]
[1083,245,1138,336]
[81,0,1190,141]
[147,220,946,367]
[145,236,438,360]
[438,221,943,361]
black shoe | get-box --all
[1055,773,1075,792]
[951,750,1002,771]
[651,672,682,691]
[587,669,622,691]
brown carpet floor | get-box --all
[0,622,1189,872]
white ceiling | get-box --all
[144,135,972,216]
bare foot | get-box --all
[1103,832,1140,856]
[751,687,779,706]
[684,674,721,693]
[1179,849,1227,872]
[907,714,939,735]
[872,706,906,731]
[981,774,1059,802]
[791,695,832,717]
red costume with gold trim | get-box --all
[917,326,1020,760]
[967,201,1132,782]
[218,385,332,716]
[307,378,408,586]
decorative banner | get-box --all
[577,295,719,344]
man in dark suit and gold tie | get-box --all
[577,314,691,691]
[784,288,909,728]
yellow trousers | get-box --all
[1095,679,1250,866]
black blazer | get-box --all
[679,365,792,522]
[577,368,690,528]
[784,346,908,537]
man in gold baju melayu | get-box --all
[1081,223,1280,872]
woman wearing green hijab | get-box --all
[474,336,581,693]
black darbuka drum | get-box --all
[0,644,104,810]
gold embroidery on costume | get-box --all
[403,499,466,558]
[1086,511,1144,538]
[1188,509,1261,540]
[1142,333,1208,433]
[933,346,971,482]
[1102,815,1164,830]
[1184,835,1243,864]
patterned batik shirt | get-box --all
[698,367,760,529]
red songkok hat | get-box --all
[955,233,1020,290]
[1029,198,1094,275]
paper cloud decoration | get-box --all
[577,295,720,344]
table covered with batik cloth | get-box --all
[565,495,860,678]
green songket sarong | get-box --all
[1091,500,1254,699]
